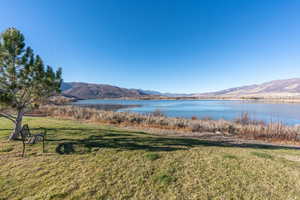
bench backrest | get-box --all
[20,124,31,138]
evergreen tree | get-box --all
[0,27,62,140]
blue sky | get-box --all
[0,0,300,93]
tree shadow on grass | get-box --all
[49,127,300,155]
[1,127,299,154]
[55,135,190,154]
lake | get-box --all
[73,99,300,125]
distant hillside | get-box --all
[194,78,300,98]
[61,78,300,100]
[61,82,148,99]
[138,89,190,97]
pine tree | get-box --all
[0,27,62,140]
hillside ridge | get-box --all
[194,78,300,98]
[61,78,300,99]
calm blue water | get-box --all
[73,99,300,125]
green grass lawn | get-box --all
[1,117,300,200]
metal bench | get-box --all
[20,124,47,157]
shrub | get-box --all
[235,112,251,125]
[191,116,198,120]
[151,109,165,117]
[202,116,213,121]
[235,112,265,125]
[191,123,202,132]
[174,119,187,129]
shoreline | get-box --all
[70,97,300,104]
[40,105,300,145]
[71,103,142,111]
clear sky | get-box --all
[0,0,299,93]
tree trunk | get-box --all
[9,109,24,140]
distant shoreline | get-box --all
[71,97,300,104]
[71,103,142,111]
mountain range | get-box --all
[193,78,300,98]
[61,82,148,99]
[61,78,300,100]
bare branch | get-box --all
[0,112,16,123]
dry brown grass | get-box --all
[40,105,300,144]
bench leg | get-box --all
[42,136,45,153]
[22,138,26,157]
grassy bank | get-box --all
[1,117,300,199]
